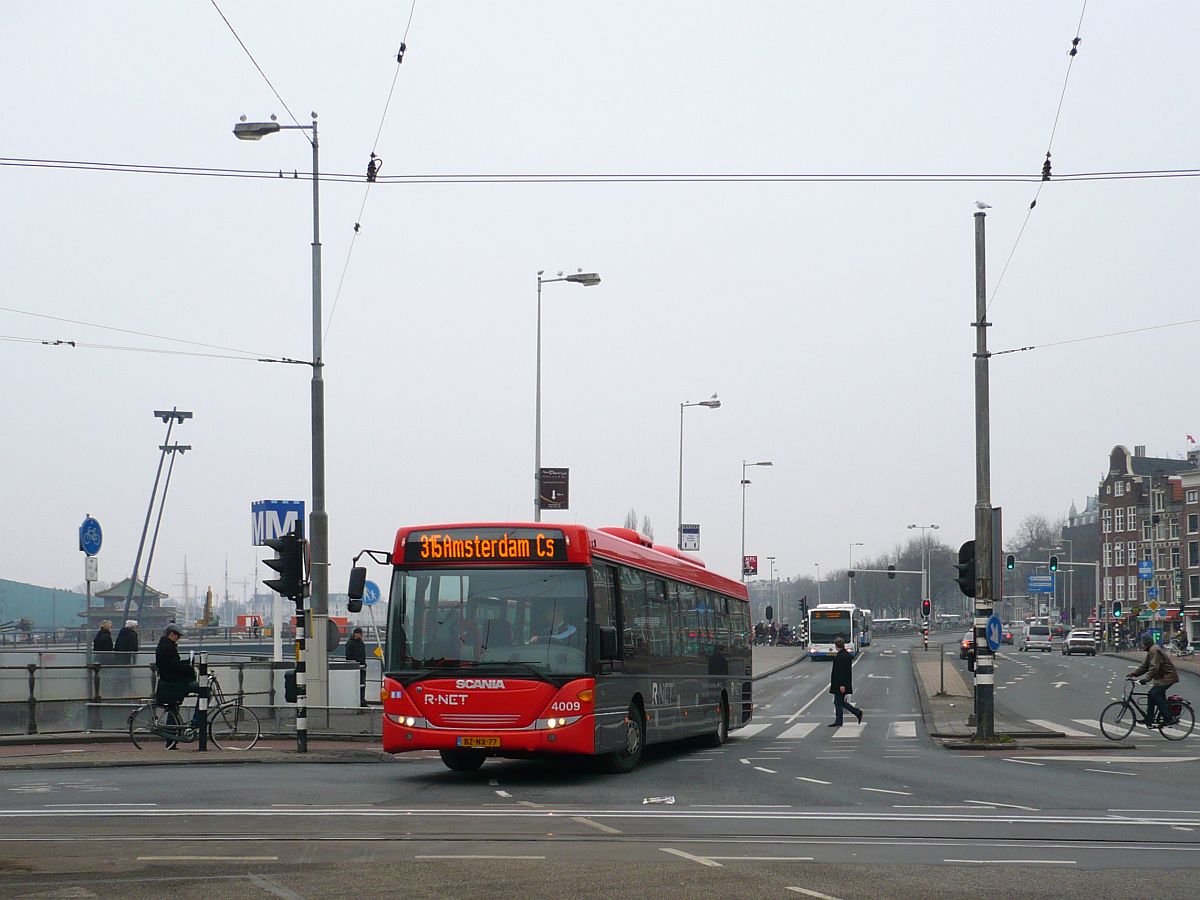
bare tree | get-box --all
[623,508,638,531]
[641,516,655,542]
[1010,514,1065,560]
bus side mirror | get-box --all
[348,566,367,599]
[598,626,619,660]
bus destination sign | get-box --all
[812,610,843,619]
[404,528,569,564]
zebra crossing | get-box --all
[729,718,921,745]
[1028,717,1199,743]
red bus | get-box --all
[349,523,753,773]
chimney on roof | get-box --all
[1135,445,1146,457]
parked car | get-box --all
[1018,623,1053,652]
[1062,629,1097,656]
[959,630,974,660]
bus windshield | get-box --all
[809,611,851,644]
[387,567,589,676]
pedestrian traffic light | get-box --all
[1112,600,1123,619]
[887,564,896,580]
[921,598,931,618]
[847,570,855,579]
[953,540,976,597]
[1005,554,1015,571]
[264,526,306,600]
[1049,554,1059,572]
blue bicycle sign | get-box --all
[79,516,103,556]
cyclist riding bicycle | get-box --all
[155,623,203,747]
[1127,633,1180,728]
[1173,631,1190,654]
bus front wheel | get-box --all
[602,704,645,773]
[439,748,487,772]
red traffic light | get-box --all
[921,599,931,617]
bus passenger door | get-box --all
[591,564,628,754]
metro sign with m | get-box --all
[251,500,305,547]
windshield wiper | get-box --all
[468,661,551,683]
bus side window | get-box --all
[645,577,671,659]
[592,564,617,629]
[618,566,648,669]
[677,583,697,657]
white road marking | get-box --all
[787,887,844,899]
[862,788,912,796]
[138,855,278,861]
[785,654,867,723]
[889,721,917,739]
[1029,719,1093,737]
[964,800,1039,811]
[1014,756,1198,764]
[417,854,546,860]
[795,776,832,785]
[495,790,513,798]
[779,723,820,740]
[945,859,1076,865]
[1085,768,1138,776]
[754,767,778,774]
[711,856,815,861]
[1003,758,1045,766]
[730,723,772,739]
[571,815,621,834]
[832,724,864,739]
[661,847,722,867]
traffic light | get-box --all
[1049,555,1059,572]
[1005,554,1015,571]
[887,564,896,580]
[921,598,931,618]
[1112,600,1123,619]
[264,526,306,600]
[847,570,855,579]
[953,540,976,597]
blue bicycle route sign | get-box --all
[79,516,103,556]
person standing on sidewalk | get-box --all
[92,620,114,652]
[346,627,368,708]
[828,636,863,727]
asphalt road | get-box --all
[1,634,1198,898]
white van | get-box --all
[1018,623,1053,652]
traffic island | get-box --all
[911,644,1136,751]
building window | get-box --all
[1190,541,1199,568]
[1103,543,1112,568]
[1154,491,1165,511]
[1128,541,1138,561]
[1190,514,1199,535]
[1188,489,1199,504]
[1102,508,1112,533]
[1172,546,1181,570]
[1115,508,1125,531]
[1128,507,1137,531]
[1114,543,1125,567]
[1171,516,1181,539]
[1104,578,1112,603]
[1116,578,1125,601]
[1115,481,1125,497]
[1129,575,1138,599]
[1192,575,1200,601]
[1145,546,1153,562]
[1144,521,1152,540]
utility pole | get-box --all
[973,209,997,741]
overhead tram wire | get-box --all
[324,0,421,344]
[986,0,1090,315]
[4,157,1200,184]
[994,316,1200,358]
[208,0,309,140]
[0,334,307,365]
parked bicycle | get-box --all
[128,670,261,750]
[1098,678,1194,741]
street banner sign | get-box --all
[79,516,103,556]
[743,555,758,577]
[985,615,1003,651]
[1027,574,1055,594]
[363,580,381,607]
[1138,560,1154,580]
[680,524,701,551]
[538,468,569,510]
[251,500,305,546]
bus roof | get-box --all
[392,522,749,602]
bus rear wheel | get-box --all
[703,696,729,748]
[602,704,645,774]
[439,749,487,772]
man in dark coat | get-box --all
[828,636,863,727]
[346,627,368,708]
[155,623,201,744]
[114,620,139,653]
[92,620,114,652]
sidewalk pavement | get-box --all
[751,645,807,680]
[910,644,1129,750]
[0,738,395,771]
[1108,649,1200,678]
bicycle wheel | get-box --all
[1099,700,1137,741]
[209,703,261,751]
[1161,703,1195,741]
[128,703,158,749]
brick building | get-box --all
[1098,445,1198,631]
[1180,468,1200,644]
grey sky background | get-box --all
[3,3,1197,600]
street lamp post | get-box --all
[848,542,864,605]
[813,563,823,605]
[534,271,601,522]
[740,460,774,581]
[907,523,940,618]
[233,113,330,710]
[678,396,721,549]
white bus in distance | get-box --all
[807,604,868,660]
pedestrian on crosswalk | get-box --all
[828,637,863,727]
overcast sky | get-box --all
[3,3,1197,601]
